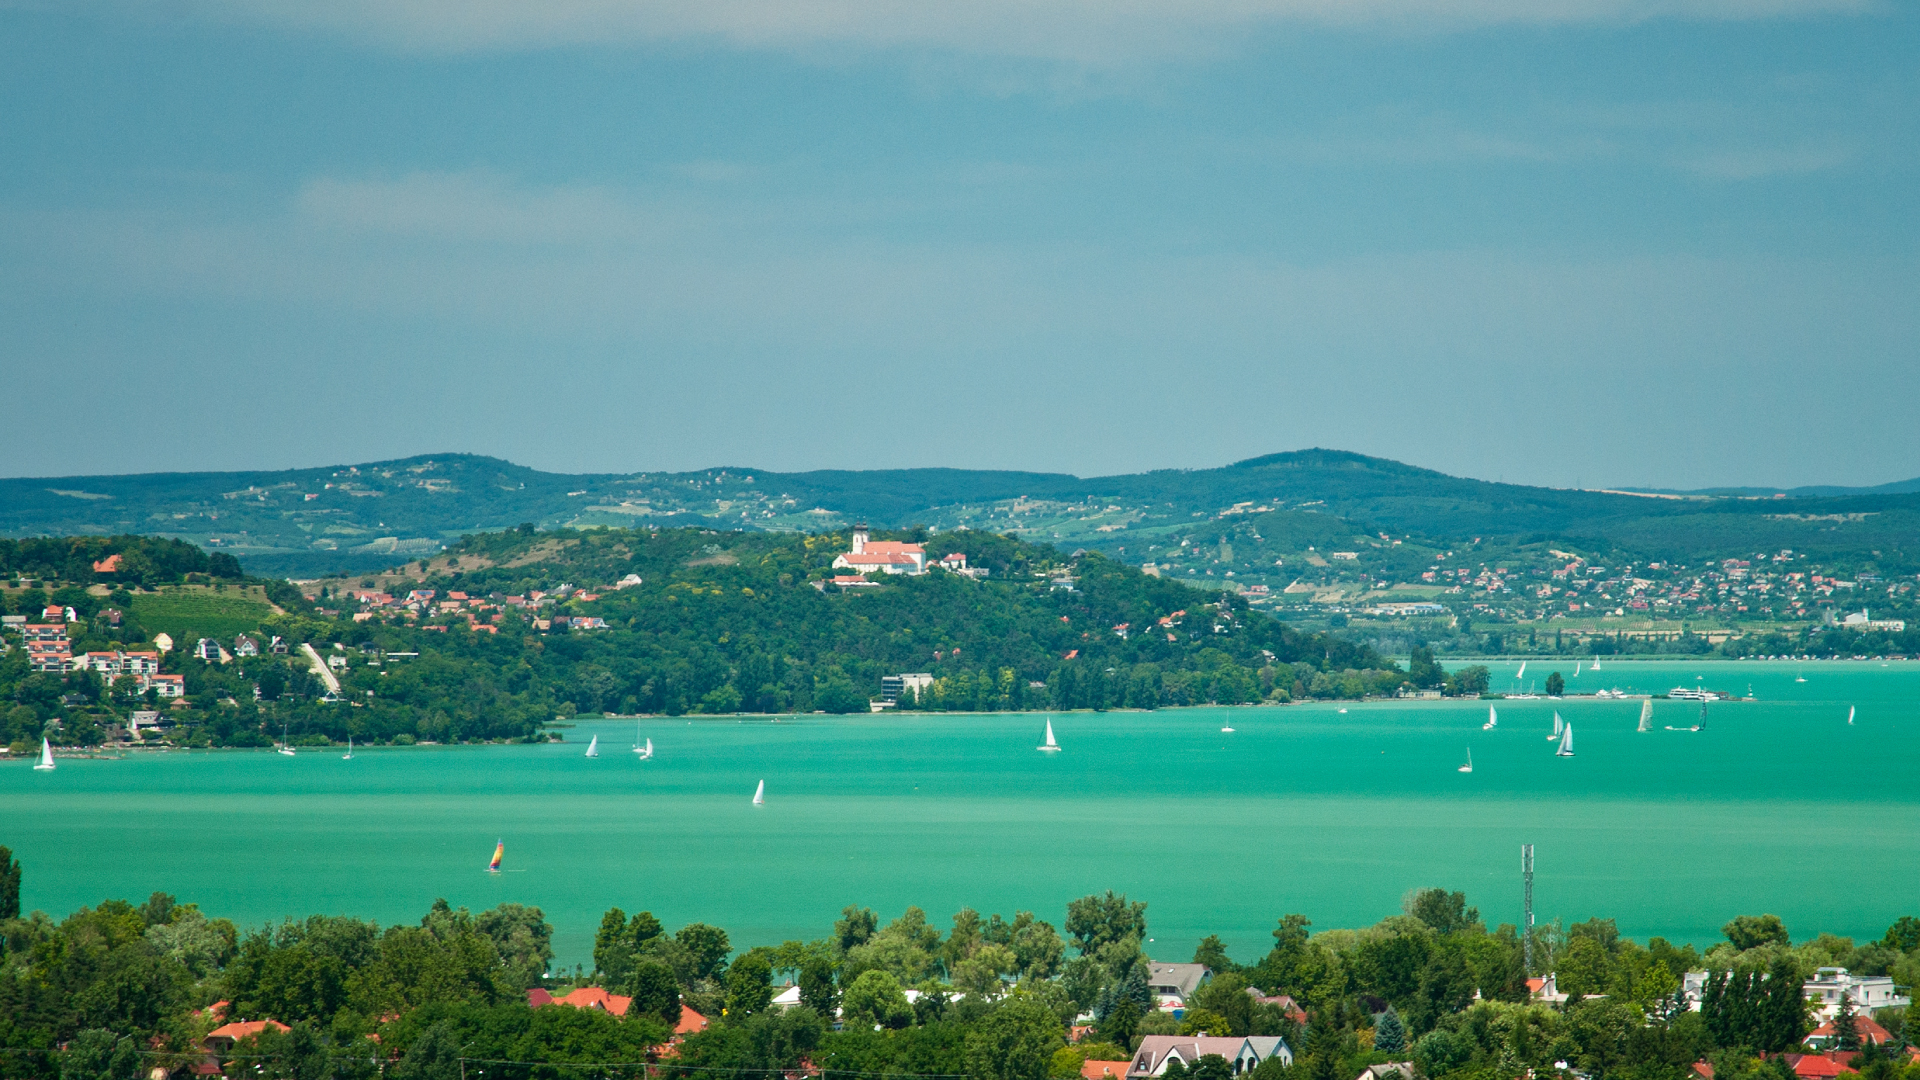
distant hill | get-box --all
[3,449,1915,578]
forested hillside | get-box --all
[0,527,1420,752]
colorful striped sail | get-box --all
[487,840,504,872]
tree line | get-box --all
[3,843,1918,1080]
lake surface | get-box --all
[4,660,1916,969]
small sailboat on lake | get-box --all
[343,736,353,760]
[752,780,765,805]
[1575,661,1582,677]
[486,840,504,873]
[1038,719,1061,752]
[1516,661,1527,681]
[1637,700,1653,733]
[34,737,55,771]
[585,734,599,758]
[1548,711,1564,741]
[1484,706,1498,731]
[1458,748,1473,774]
[1221,720,1235,732]
[1555,724,1575,757]
[1847,705,1855,726]
[635,737,654,759]
[1592,656,1602,671]
[278,722,297,757]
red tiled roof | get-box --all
[1784,1055,1846,1079]
[675,1005,709,1035]
[206,1020,289,1045]
[1692,1063,1714,1080]
[93,554,123,573]
[860,541,924,554]
[531,986,634,1015]
[1810,1017,1891,1045]
[1083,1062,1132,1080]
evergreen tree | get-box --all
[1375,1007,1408,1055]
[799,956,838,1017]
[0,845,18,921]
[1834,992,1862,1052]
[594,907,636,986]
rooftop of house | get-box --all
[528,986,634,1015]
[205,1020,290,1045]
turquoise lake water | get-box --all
[3,660,1915,969]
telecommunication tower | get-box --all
[1522,843,1535,974]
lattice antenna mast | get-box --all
[1522,843,1535,974]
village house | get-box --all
[1802,968,1909,1022]
[1128,1035,1291,1079]
[833,525,928,575]
[1146,962,1212,1009]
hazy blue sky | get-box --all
[2,1,1915,489]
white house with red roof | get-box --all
[833,525,928,575]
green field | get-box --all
[130,587,274,642]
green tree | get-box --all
[1546,672,1565,695]
[1375,1006,1407,1054]
[1065,891,1147,955]
[1189,1056,1235,1080]
[1723,915,1790,951]
[0,844,19,920]
[58,1029,143,1080]
[1833,992,1861,1052]
[799,955,838,1016]
[966,997,1065,1080]
[594,906,637,985]
[1193,935,1235,973]
[835,906,878,952]
[677,922,733,981]
[841,969,914,1030]
[628,959,683,1026]
[726,949,775,1018]
[1407,889,1479,934]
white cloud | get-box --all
[176,0,1875,60]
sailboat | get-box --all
[1483,706,1498,731]
[1037,719,1061,752]
[342,736,354,760]
[1592,656,1602,671]
[634,738,654,760]
[33,737,55,771]
[1555,724,1575,757]
[278,721,297,757]
[585,735,599,758]
[1847,706,1855,726]
[1695,700,1706,732]
[1516,661,1527,681]
[1220,720,1235,733]
[1458,748,1473,774]
[1575,661,1582,677]
[752,780,766,805]
[486,840,504,873]
[1795,670,1806,683]
[1548,712,1564,741]
[1637,700,1652,733]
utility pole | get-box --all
[1522,843,1535,974]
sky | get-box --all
[1,0,1915,490]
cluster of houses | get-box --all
[174,959,1914,1080]
[343,585,622,634]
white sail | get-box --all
[1038,719,1061,751]
[343,736,353,760]
[1550,712,1564,741]
[1483,706,1498,730]
[278,721,296,756]
[1592,656,1601,671]
[1847,706,1855,726]
[1517,661,1527,680]
[34,737,55,771]
[635,737,654,759]
[1575,661,1582,676]
[1458,748,1473,773]
[1638,700,1652,733]
[752,780,765,805]
[585,734,599,758]
[1556,724,1574,757]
